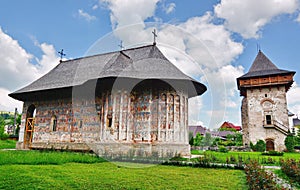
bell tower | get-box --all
[237,50,295,151]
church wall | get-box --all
[243,86,289,151]
[17,87,190,156]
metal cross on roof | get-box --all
[118,41,124,50]
[58,49,66,62]
[152,29,157,45]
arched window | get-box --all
[51,115,57,131]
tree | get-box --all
[193,133,203,146]
[285,134,295,152]
[202,132,213,147]
[189,132,194,146]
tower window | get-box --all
[266,115,272,125]
[265,94,267,97]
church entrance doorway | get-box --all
[266,139,274,151]
[24,104,36,149]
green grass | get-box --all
[0,162,247,189]
[192,150,300,165]
[0,140,16,149]
[0,150,105,165]
[0,150,248,189]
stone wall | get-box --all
[242,86,289,151]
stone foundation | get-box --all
[18,141,189,160]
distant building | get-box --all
[293,117,300,135]
[189,125,207,136]
[219,121,241,131]
[189,125,234,140]
[237,50,295,151]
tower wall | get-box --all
[243,86,288,151]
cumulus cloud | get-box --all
[296,13,300,22]
[214,0,299,39]
[287,82,300,115]
[98,0,246,128]
[0,28,59,112]
[163,2,176,14]
[78,9,97,22]
[101,0,159,29]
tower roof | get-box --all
[9,44,207,101]
[238,50,295,79]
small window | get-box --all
[79,120,83,128]
[51,115,57,131]
[265,94,267,97]
[107,113,112,127]
[266,115,272,125]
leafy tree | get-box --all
[189,132,194,146]
[219,127,237,132]
[202,132,213,147]
[285,134,296,152]
[0,117,8,139]
[193,133,203,146]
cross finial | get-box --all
[152,29,157,45]
[118,41,124,50]
[58,49,66,62]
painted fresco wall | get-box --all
[17,87,189,153]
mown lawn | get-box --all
[192,150,300,165]
[0,150,248,190]
[0,162,247,190]
[0,140,16,149]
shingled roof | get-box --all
[10,44,206,101]
[238,50,295,79]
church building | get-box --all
[9,44,207,158]
[237,50,295,151]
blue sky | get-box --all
[0,0,300,129]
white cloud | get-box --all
[92,4,99,10]
[287,82,300,115]
[296,13,300,22]
[78,9,97,22]
[163,2,176,14]
[0,28,59,112]
[0,88,22,112]
[101,0,159,29]
[214,0,299,38]
[97,0,245,128]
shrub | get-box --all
[261,151,284,156]
[245,160,284,190]
[280,159,300,183]
[250,140,266,152]
[285,135,296,152]
[218,145,228,153]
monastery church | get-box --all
[9,39,296,156]
[9,44,207,157]
[237,50,295,152]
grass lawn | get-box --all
[192,150,300,165]
[0,140,16,149]
[0,162,247,190]
[0,150,247,189]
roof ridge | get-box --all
[248,50,278,72]
[60,44,154,63]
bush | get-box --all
[245,160,284,190]
[218,145,228,153]
[280,159,300,183]
[285,135,296,152]
[250,140,266,152]
[261,151,284,156]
